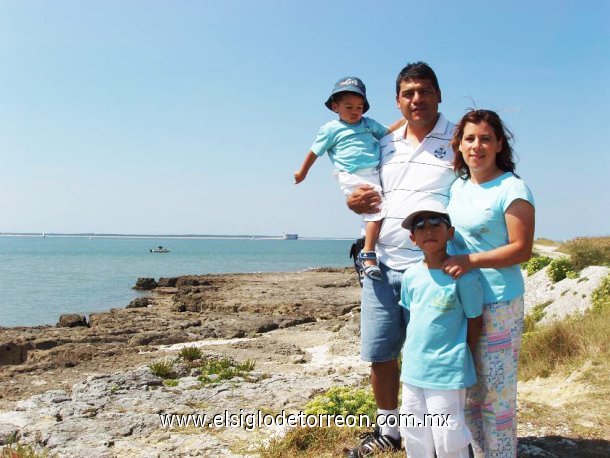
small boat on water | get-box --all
[150,246,170,253]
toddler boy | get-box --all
[294,76,389,280]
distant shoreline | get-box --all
[0,233,355,241]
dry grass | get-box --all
[0,443,52,458]
[259,426,403,458]
[519,276,610,443]
[558,236,610,270]
[522,300,552,334]
[519,290,610,381]
[534,238,561,247]
[519,356,610,441]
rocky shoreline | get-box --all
[1,267,609,457]
[0,268,370,457]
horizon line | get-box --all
[0,232,356,241]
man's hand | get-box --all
[294,170,306,184]
[347,185,382,214]
[442,255,473,279]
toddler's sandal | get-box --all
[363,264,382,281]
[358,251,382,281]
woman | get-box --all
[443,110,535,458]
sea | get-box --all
[0,235,355,328]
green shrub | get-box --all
[559,236,610,270]
[163,379,179,387]
[305,386,376,419]
[547,257,576,283]
[592,275,610,313]
[523,300,553,334]
[178,346,202,362]
[0,442,52,458]
[522,256,552,276]
[566,270,579,279]
[149,360,176,379]
[198,356,255,385]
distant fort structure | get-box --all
[282,233,298,240]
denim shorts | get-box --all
[360,263,410,362]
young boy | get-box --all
[294,76,389,281]
[398,201,483,458]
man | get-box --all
[346,62,458,457]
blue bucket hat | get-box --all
[324,76,370,113]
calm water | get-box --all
[0,236,353,327]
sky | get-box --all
[0,0,609,241]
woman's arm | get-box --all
[443,199,535,278]
[387,118,406,133]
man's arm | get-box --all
[346,185,382,215]
[294,151,318,184]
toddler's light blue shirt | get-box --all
[310,117,387,173]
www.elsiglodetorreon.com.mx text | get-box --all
[159,410,451,431]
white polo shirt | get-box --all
[377,114,457,270]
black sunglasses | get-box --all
[411,215,450,231]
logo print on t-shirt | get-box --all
[431,289,456,312]
[433,147,447,159]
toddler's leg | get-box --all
[400,383,435,458]
[359,220,383,281]
[363,220,382,267]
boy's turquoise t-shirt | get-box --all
[447,172,535,303]
[400,263,483,390]
[310,117,388,173]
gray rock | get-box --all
[0,342,28,365]
[128,332,166,346]
[0,335,371,457]
[524,265,610,324]
[171,303,187,312]
[16,390,71,411]
[0,422,19,445]
[133,278,158,290]
[57,314,88,328]
[156,277,178,287]
[290,354,306,364]
[126,297,150,308]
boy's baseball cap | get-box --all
[325,76,370,113]
[401,201,452,231]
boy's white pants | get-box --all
[333,167,384,222]
[400,383,472,458]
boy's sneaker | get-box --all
[344,426,401,457]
